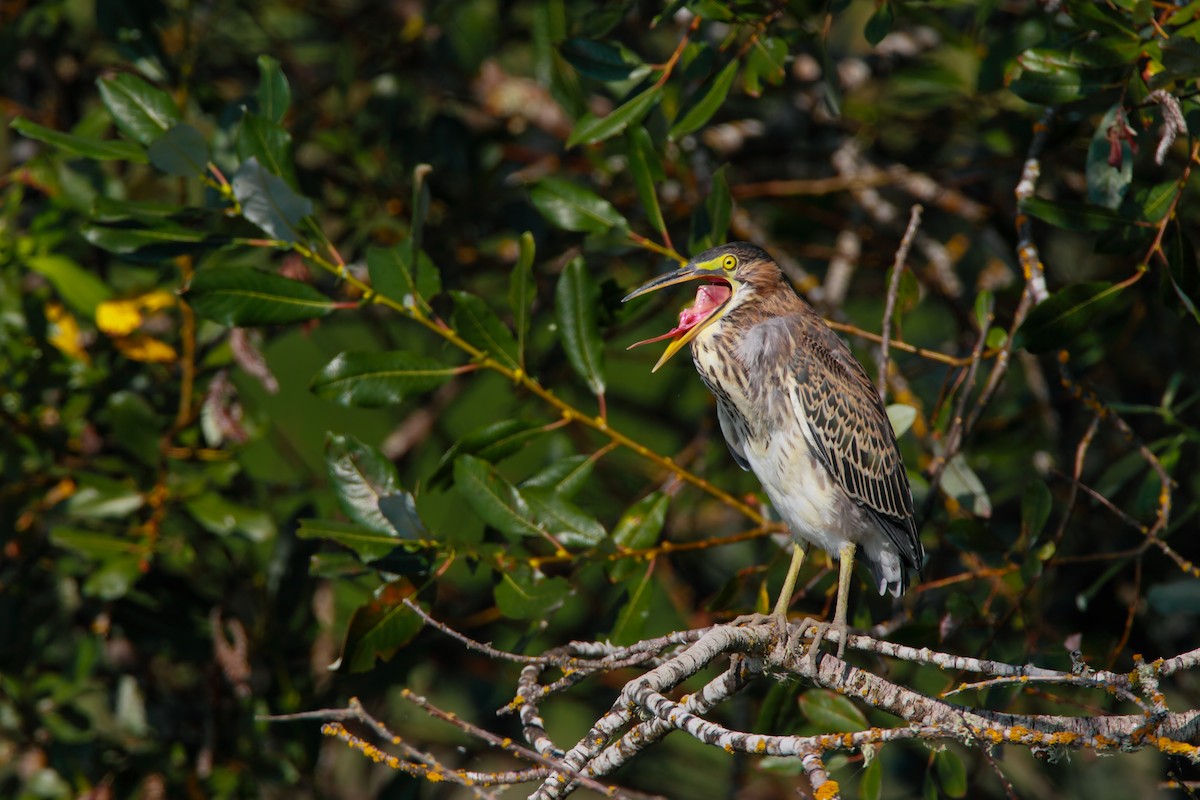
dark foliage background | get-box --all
[2,1,1199,798]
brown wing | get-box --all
[789,317,923,573]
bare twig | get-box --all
[877,204,924,402]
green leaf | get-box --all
[297,518,407,560]
[377,493,428,541]
[337,580,424,672]
[935,749,968,798]
[187,268,335,326]
[1016,281,1126,353]
[494,565,569,619]
[450,291,520,370]
[433,420,546,487]
[96,73,181,145]
[453,455,545,542]
[567,85,662,147]
[610,492,668,581]
[50,526,144,558]
[560,38,646,82]
[509,232,536,368]
[530,177,628,235]
[311,351,456,408]
[147,123,209,177]
[524,487,606,548]
[25,254,113,317]
[366,243,440,312]
[941,453,993,518]
[555,256,607,396]
[81,221,217,258]
[1087,105,1133,210]
[864,1,894,46]
[256,55,291,123]
[325,433,403,535]
[11,117,148,162]
[670,59,739,140]
[886,404,918,438]
[861,755,883,800]
[184,493,276,541]
[1130,180,1179,224]
[1021,197,1125,232]
[744,37,787,97]
[610,569,654,645]
[625,126,667,237]
[108,391,161,466]
[798,689,869,733]
[706,164,732,245]
[1021,479,1053,543]
[230,156,313,242]
[63,474,144,519]
[1005,49,1123,105]
[236,112,298,187]
[521,455,594,498]
[1165,221,1200,325]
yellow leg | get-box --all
[831,541,857,657]
[772,542,808,617]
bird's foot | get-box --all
[730,610,794,651]
[801,619,850,672]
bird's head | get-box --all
[623,242,779,372]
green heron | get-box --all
[624,242,923,657]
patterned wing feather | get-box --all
[790,320,922,572]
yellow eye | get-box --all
[722,255,737,270]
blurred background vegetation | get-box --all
[3,0,1200,797]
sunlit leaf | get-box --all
[524,487,606,548]
[11,117,147,162]
[886,404,918,438]
[567,85,662,147]
[97,72,181,145]
[451,290,520,370]
[610,569,654,645]
[610,492,668,581]
[798,689,869,733]
[25,254,113,317]
[187,267,336,326]
[941,453,993,518]
[1005,49,1124,105]
[81,221,216,259]
[555,256,606,396]
[325,433,403,536]
[336,580,424,672]
[366,243,440,312]
[297,518,409,560]
[530,177,628,235]
[670,59,739,139]
[311,351,455,408]
[231,156,313,242]
[256,55,291,123]
[185,493,276,541]
[453,455,545,542]
[147,123,209,177]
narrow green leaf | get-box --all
[325,433,402,535]
[11,117,148,162]
[236,113,297,187]
[706,164,732,244]
[230,156,313,242]
[96,73,181,145]
[337,580,424,672]
[560,38,646,82]
[555,256,606,396]
[147,123,209,177]
[311,351,456,408]
[864,2,894,46]
[1016,281,1125,353]
[433,420,546,487]
[625,126,667,237]
[530,177,628,235]
[1021,197,1125,232]
[451,291,520,370]
[297,518,407,561]
[861,756,883,800]
[81,222,217,258]
[524,488,606,548]
[509,232,536,368]
[453,455,545,542]
[1005,49,1123,105]
[1165,221,1200,325]
[610,570,654,645]
[63,474,144,519]
[187,268,335,326]
[798,689,869,733]
[935,749,968,798]
[185,493,275,541]
[521,455,594,498]
[670,59,739,140]
[25,254,113,317]
[494,565,569,619]
[50,527,145,558]
[567,85,662,147]
[1021,479,1053,543]
[1087,105,1133,210]
[610,492,668,581]
[91,197,190,221]
[256,55,291,123]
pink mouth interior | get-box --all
[628,282,732,349]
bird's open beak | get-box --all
[623,265,733,372]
